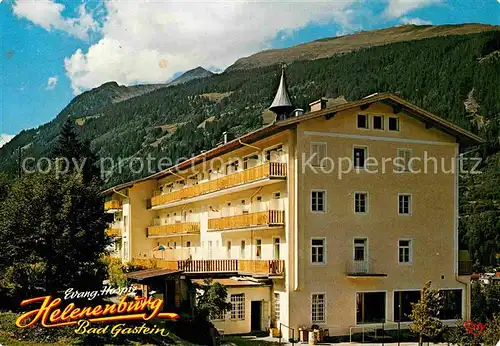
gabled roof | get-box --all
[103,93,484,195]
[278,93,484,145]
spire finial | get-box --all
[269,65,293,120]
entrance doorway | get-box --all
[251,301,262,331]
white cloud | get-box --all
[0,134,15,148]
[63,1,440,95]
[64,1,361,94]
[12,0,98,40]
[46,76,58,90]
[400,16,432,25]
[385,0,441,17]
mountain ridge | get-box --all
[0,26,498,188]
[227,23,500,71]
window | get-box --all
[274,293,280,325]
[389,117,400,131]
[439,289,462,320]
[310,142,327,167]
[241,199,249,214]
[353,146,367,168]
[265,145,283,162]
[398,239,412,263]
[311,190,326,212]
[312,294,326,323]
[273,238,280,260]
[240,240,246,259]
[356,292,386,324]
[230,294,245,320]
[207,241,212,259]
[394,291,421,322]
[396,149,412,172]
[243,154,259,169]
[398,194,412,215]
[354,192,368,214]
[373,115,384,130]
[186,241,191,248]
[354,238,367,261]
[227,241,232,258]
[123,240,129,260]
[255,239,262,259]
[311,238,326,264]
[357,114,369,129]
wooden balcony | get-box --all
[147,222,200,237]
[458,260,473,275]
[346,260,387,277]
[239,259,285,275]
[106,227,121,237]
[208,210,285,231]
[151,162,287,208]
[178,259,238,273]
[104,200,121,211]
[132,258,285,276]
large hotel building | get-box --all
[103,70,481,337]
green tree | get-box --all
[472,280,500,322]
[193,278,232,321]
[409,281,444,345]
[0,172,110,308]
[483,314,500,346]
[51,118,100,182]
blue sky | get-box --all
[1,0,499,145]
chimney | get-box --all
[292,108,305,117]
[223,131,234,144]
[309,98,327,112]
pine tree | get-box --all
[409,281,445,345]
[51,118,100,183]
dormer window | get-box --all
[357,114,369,129]
[389,117,400,131]
[373,115,384,130]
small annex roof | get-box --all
[103,93,484,195]
[126,268,182,281]
[191,277,267,287]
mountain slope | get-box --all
[0,28,499,188]
[168,66,214,86]
[228,23,499,71]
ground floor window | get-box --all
[439,289,462,320]
[274,293,280,323]
[311,293,325,323]
[230,293,245,320]
[394,290,421,322]
[356,292,386,324]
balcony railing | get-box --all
[132,258,285,276]
[104,200,121,211]
[239,259,285,275]
[208,210,285,231]
[346,259,386,277]
[458,260,473,275]
[106,227,121,237]
[147,222,200,237]
[151,162,287,207]
[178,259,238,272]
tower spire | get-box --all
[269,66,293,120]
